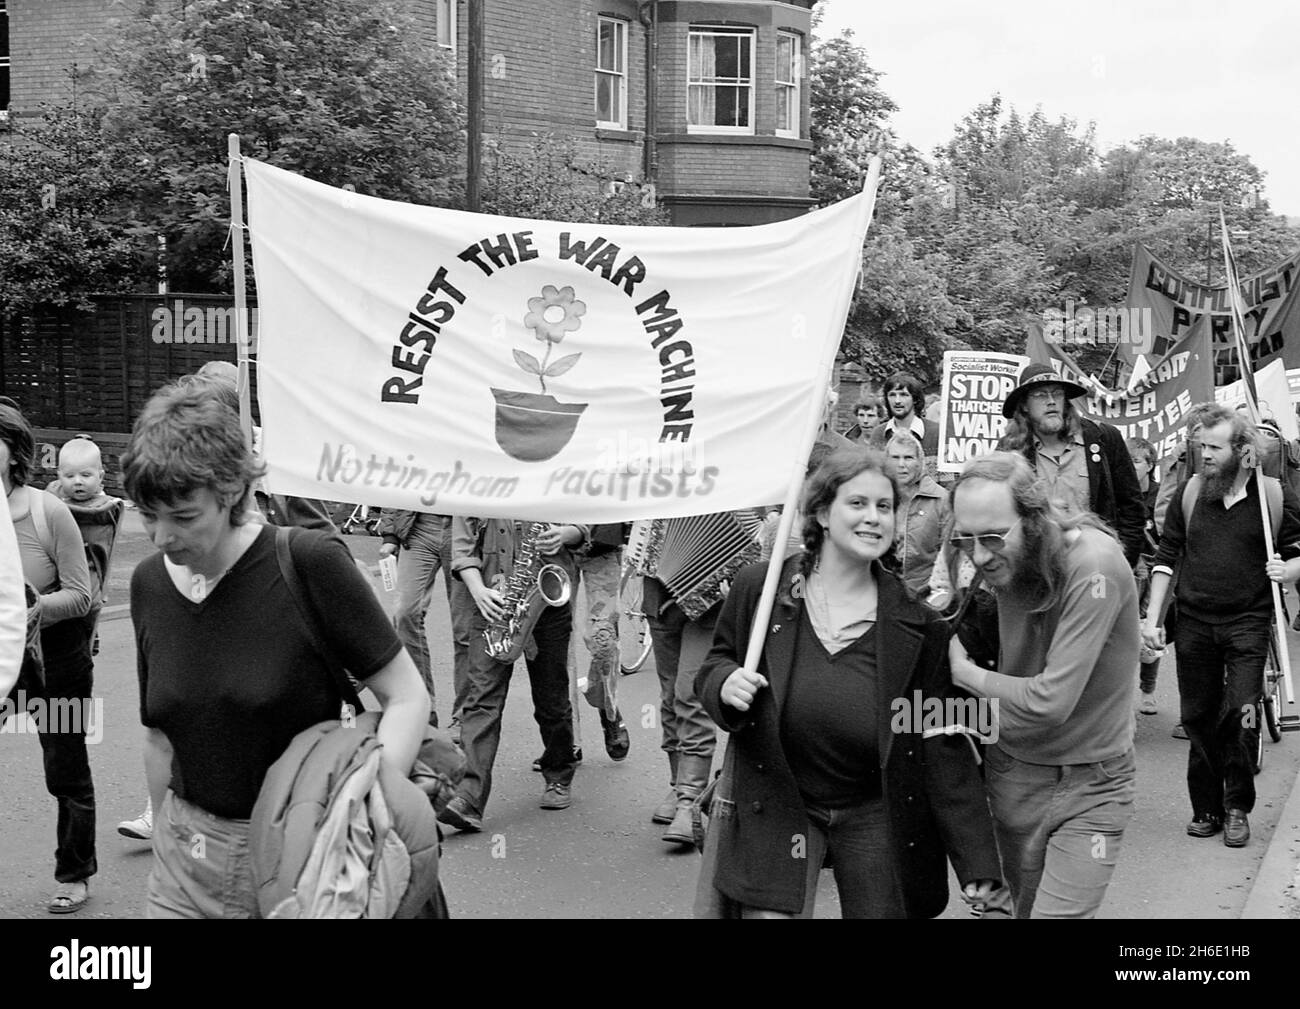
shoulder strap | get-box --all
[25,487,56,566]
[274,526,366,714]
[1181,476,1199,533]
[1183,472,1283,542]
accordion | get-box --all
[635,511,764,620]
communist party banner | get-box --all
[1123,244,1300,378]
[243,159,874,521]
[1027,315,1215,470]
[936,351,1026,473]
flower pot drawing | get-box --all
[491,388,588,462]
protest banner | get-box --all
[1215,359,1299,440]
[1122,244,1300,380]
[936,351,1026,473]
[1027,314,1215,471]
[240,158,875,521]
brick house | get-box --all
[3,0,817,225]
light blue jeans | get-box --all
[145,790,258,919]
[983,744,1136,919]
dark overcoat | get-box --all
[695,557,1002,916]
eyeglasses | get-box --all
[1026,388,1065,403]
[949,518,1022,555]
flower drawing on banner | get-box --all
[516,285,586,394]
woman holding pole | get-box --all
[694,446,1002,917]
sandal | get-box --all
[48,881,89,914]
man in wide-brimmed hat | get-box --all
[997,363,1145,566]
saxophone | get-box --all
[482,521,573,663]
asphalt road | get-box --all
[2,519,1298,919]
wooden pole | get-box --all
[227,133,253,452]
[466,0,484,212]
[1219,207,1296,712]
[740,158,884,675]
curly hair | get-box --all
[0,403,36,488]
[121,381,264,523]
[945,451,1114,614]
[798,445,901,581]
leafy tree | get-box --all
[480,134,666,226]
[844,222,968,383]
[0,105,142,315]
[83,0,464,290]
[809,28,899,207]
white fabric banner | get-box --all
[243,159,873,521]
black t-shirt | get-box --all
[779,611,881,809]
[131,525,402,818]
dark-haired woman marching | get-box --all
[695,446,1001,917]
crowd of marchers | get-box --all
[1,359,1296,919]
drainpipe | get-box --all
[640,1,658,185]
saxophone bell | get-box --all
[536,563,571,607]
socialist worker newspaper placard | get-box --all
[937,351,1026,473]
[243,159,874,522]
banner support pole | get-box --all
[738,157,883,676]
[228,133,253,452]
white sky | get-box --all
[817,0,1300,217]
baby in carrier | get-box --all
[45,437,125,651]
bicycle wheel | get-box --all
[1264,637,1283,744]
[1253,702,1264,774]
[619,566,653,674]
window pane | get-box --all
[436,0,453,47]
[598,22,616,70]
[777,87,792,131]
[777,35,794,82]
[688,34,705,79]
[738,36,750,79]
[715,86,748,127]
[715,37,739,80]
[596,73,621,124]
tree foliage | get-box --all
[0,106,141,315]
[808,41,1300,384]
[480,135,666,227]
[83,0,465,290]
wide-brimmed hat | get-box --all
[1002,363,1089,418]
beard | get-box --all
[1200,452,1241,502]
[1031,413,1065,437]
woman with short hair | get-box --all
[124,382,429,918]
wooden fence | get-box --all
[1,294,259,495]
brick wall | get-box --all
[475,0,647,185]
[8,0,814,218]
[8,0,124,112]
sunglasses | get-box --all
[949,518,1022,555]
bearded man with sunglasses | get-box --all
[945,452,1139,918]
[998,364,1146,567]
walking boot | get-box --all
[662,754,712,847]
[650,752,679,825]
